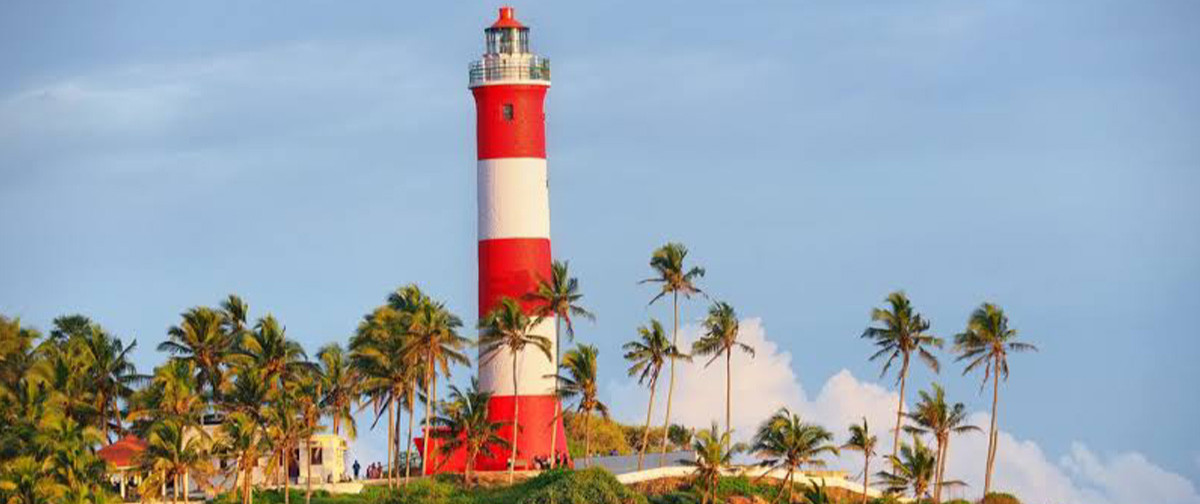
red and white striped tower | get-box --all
[471,7,568,471]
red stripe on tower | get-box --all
[421,6,567,474]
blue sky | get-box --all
[2,1,1198,502]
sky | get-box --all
[1,1,1198,502]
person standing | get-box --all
[352,460,360,480]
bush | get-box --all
[944,500,972,504]
[980,493,1021,504]
[517,467,647,504]
[374,478,477,504]
[646,492,699,504]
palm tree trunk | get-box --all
[509,350,520,484]
[243,465,252,504]
[933,437,944,504]
[935,439,949,504]
[305,435,313,504]
[862,453,870,504]
[172,473,178,504]
[387,396,395,489]
[891,356,910,465]
[725,351,732,444]
[584,410,592,468]
[549,317,561,469]
[637,374,658,470]
[422,356,435,478]
[984,361,1000,497]
[659,292,679,466]
[394,399,403,483]
[283,447,291,504]
[405,391,415,485]
[183,470,190,504]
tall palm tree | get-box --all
[138,418,210,504]
[554,344,609,466]
[750,407,838,504]
[293,371,325,504]
[876,435,958,501]
[389,285,470,478]
[317,343,358,440]
[219,367,272,504]
[479,297,553,483]
[528,260,594,468]
[860,291,943,463]
[350,306,404,488]
[34,414,109,501]
[265,393,304,504]
[953,303,1037,497]
[683,422,746,504]
[161,307,233,401]
[430,379,509,486]
[692,301,754,443]
[640,243,705,463]
[841,418,878,504]
[904,383,980,504]
[623,319,686,470]
[80,326,144,444]
[127,360,207,436]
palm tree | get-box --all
[389,285,470,478]
[265,393,304,504]
[904,383,980,504]
[554,344,608,466]
[34,414,109,501]
[216,411,265,504]
[876,435,957,501]
[860,291,943,463]
[138,418,209,504]
[683,422,746,504]
[161,307,233,401]
[80,326,144,444]
[692,301,754,443]
[953,303,1037,497]
[841,418,878,504]
[430,379,509,486]
[295,372,325,504]
[127,360,207,436]
[350,307,404,488]
[640,243,705,463]
[623,319,687,470]
[802,481,834,504]
[750,407,838,504]
[317,343,358,440]
[528,260,595,468]
[479,297,553,483]
[240,316,311,392]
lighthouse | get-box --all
[471,7,567,471]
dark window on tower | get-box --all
[502,104,514,121]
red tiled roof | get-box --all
[97,435,147,468]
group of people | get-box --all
[530,453,571,470]
[351,460,389,480]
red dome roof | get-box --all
[490,6,525,29]
[97,435,147,468]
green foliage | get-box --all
[516,468,646,504]
[646,492,699,504]
[375,478,477,504]
[943,499,972,504]
[565,411,632,457]
[980,492,1022,504]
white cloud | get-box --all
[607,318,1200,504]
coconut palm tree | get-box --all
[750,407,838,504]
[904,383,980,504]
[265,393,304,504]
[623,319,687,470]
[841,418,878,504]
[161,307,233,401]
[127,360,207,436]
[479,297,553,483]
[953,303,1037,497]
[240,316,312,393]
[389,285,470,478]
[138,418,210,504]
[35,414,109,501]
[295,372,325,504]
[215,411,265,504]
[554,344,608,466]
[317,343,357,440]
[528,260,594,468]
[79,326,144,444]
[860,291,943,463]
[683,422,746,504]
[430,379,509,486]
[350,307,404,488]
[692,301,755,443]
[640,243,705,463]
[876,435,953,502]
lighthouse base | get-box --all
[415,394,571,474]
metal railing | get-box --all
[469,57,551,86]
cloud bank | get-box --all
[606,318,1200,504]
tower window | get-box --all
[502,104,514,121]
